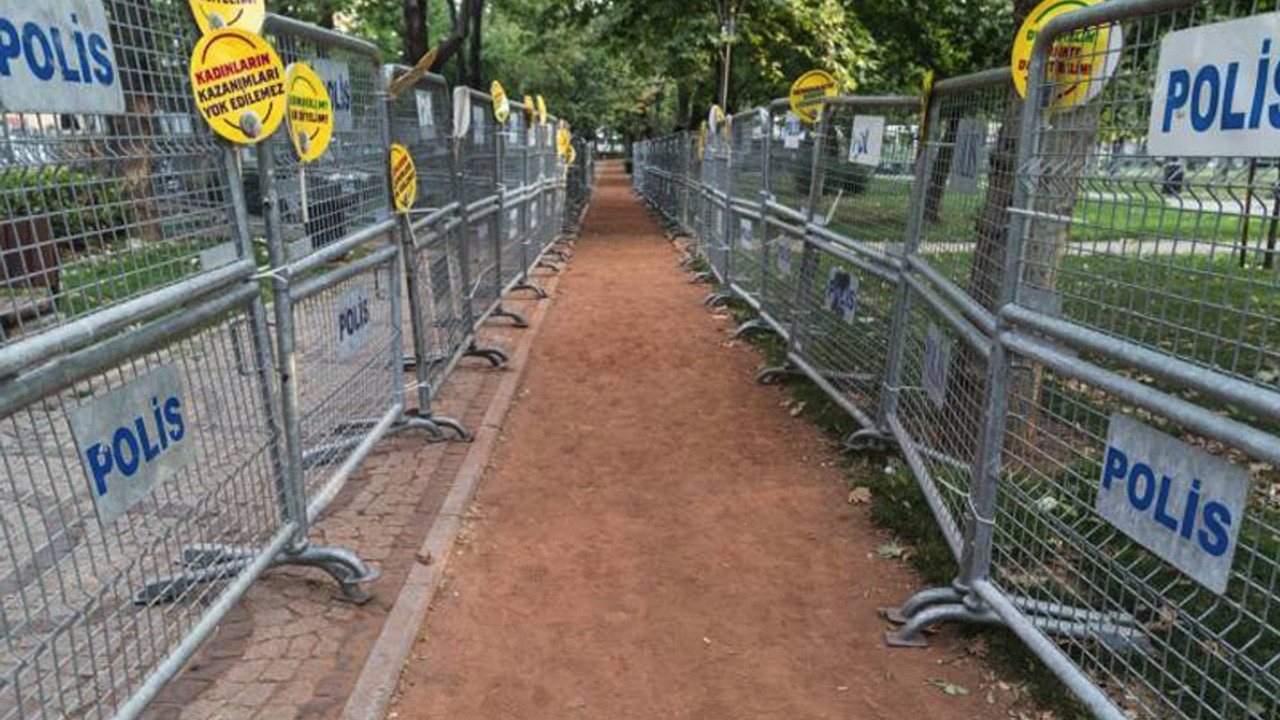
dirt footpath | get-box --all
[389,163,1012,720]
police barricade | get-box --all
[498,107,541,298]
[756,100,813,342]
[0,4,330,717]
[774,95,919,437]
[701,127,731,284]
[540,119,568,261]
[525,122,555,270]
[456,87,528,329]
[721,109,768,323]
[950,2,1280,717]
[875,68,1014,645]
[385,66,507,424]
[252,16,407,594]
[0,0,257,361]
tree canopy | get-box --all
[268,0,1018,140]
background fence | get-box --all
[0,4,592,718]
[634,1,1280,717]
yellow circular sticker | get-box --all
[190,28,286,145]
[285,63,334,163]
[189,0,266,35]
[390,144,417,214]
[491,80,510,124]
[1011,0,1122,108]
[536,95,548,125]
[556,126,572,157]
[789,70,838,125]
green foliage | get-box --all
[0,168,127,247]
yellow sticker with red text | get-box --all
[789,70,838,124]
[190,28,286,144]
[390,143,417,214]
[285,63,334,162]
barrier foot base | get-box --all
[690,272,715,285]
[883,603,1001,649]
[842,428,894,454]
[134,543,381,606]
[398,409,472,442]
[733,318,775,340]
[511,282,548,300]
[280,544,381,605]
[755,365,799,385]
[704,292,733,308]
[489,304,529,328]
[464,341,509,367]
[880,585,968,625]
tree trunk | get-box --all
[403,0,429,64]
[467,0,485,89]
[922,106,962,225]
[676,82,692,133]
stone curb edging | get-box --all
[339,268,565,720]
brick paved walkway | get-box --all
[141,271,561,720]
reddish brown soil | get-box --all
[389,163,1013,720]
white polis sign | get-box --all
[336,286,372,361]
[1148,13,1280,157]
[69,365,193,525]
[0,0,125,114]
[1097,414,1250,594]
[309,58,353,132]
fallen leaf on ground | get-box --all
[875,542,908,559]
[926,678,970,697]
[847,487,872,505]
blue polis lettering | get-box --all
[339,297,371,340]
[84,396,185,498]
[0,13,115,86]
[1101,446,1232,556]
[1162,39,1280,134]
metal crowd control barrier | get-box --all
[386,65,506,426]
[0,4,586,717]
[634,0,1280,714]
[455,87,528,329]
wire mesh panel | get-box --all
[787,239,897,428]
[387,70,453,210]
[498,117,527,293]
[759,216,805,336]
[811,97,920,247]
[1013,0,1280,392]
[975,2,1280,718]
[0,0,247,341]
[290,257,400,496]
[987,345,1280,720]
[458,89,500,207]
[913,69,1017,311]
[467,209,502,320]
[260,18,390,262]
[766,101,815,217]
[0,289,286,720]
[408,215,469,396]
[888,282,989,558]
[727,110,767,303]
